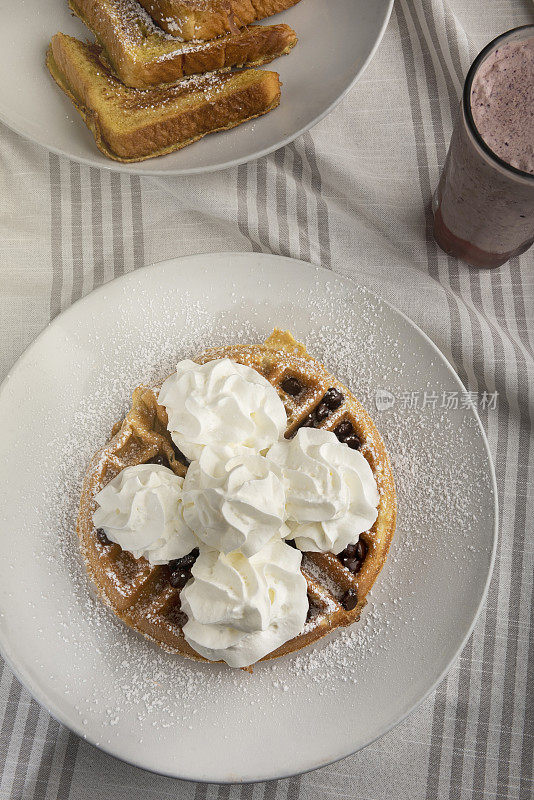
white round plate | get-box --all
[0,253,497,783]
[0,0,392,175]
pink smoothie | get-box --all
[470,37,534,175]
[433,29,534,267]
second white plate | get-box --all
[0,253,497,782]
[0,0,392,174]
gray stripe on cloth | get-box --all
[30,716,62,800]
[263,780,278,800]
[195,782,209,800]
[0,673,23,793]
[274,148,291,259]
[514,256,534,798]
[110,172,125,278]
[418,1,461,108]
[90,167,105,290]
[70,161,83,306]
[8,698,40,800]
[442,1,468,82]
[489,276,532,800]
[286,776,301,800]
[301,131,332,270]
[130,175,145,272]
[507,258,534,359]
[255,156,271,253]
[496,423,531,798]
[237,163,261,253]
[287,142,311,263]
[448,639,475,800]
[55,730,80,800]
[519,573,534,800]
[49,153,63,320]
[16,706,55,800]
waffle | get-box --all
[69,0,297,88]
[77,330,397,666]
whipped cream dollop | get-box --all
[268,428,380,554]
[158,358,287,461]
[182,445,287,557]
[93,464,197,565]
[181,537,308,668]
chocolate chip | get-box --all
[169,570,191,589]
[315,403,330,422]
[281,376,303,396]
[168,549,199,589]
[339,539,367,573]
[149,455,167,467]
[334,420,354,441]
[355,540,367,561]
[95,528,111,546]
[285,539,297,548]
[344,433,362,450]
[300,392,349,431]
[174,610,188,627]
[168,606,188,627]
[323,388,344,410]
[169,549,199,572]
[342,588,358,611]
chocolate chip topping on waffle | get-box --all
[77,330,396,665]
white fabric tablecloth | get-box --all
[1,1,533,798]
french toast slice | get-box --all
[46,33,281,162]
[137,0,302,41]
[69,0,297,88]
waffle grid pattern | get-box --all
[77,331,396,664]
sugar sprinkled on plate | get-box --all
[36,280,491,735]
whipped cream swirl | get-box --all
[181,537,308,668]
[182,445,287,557]
[158,358,287,461]
[268,428,379,553]
[93,464,197,565]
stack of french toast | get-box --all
[47,0,301,162]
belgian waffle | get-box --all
[77,330,397,665]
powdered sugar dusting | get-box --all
[27,274,493,744]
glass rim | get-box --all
[463,24,534,184]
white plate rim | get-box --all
[0,2,393,176]
[0,253,498,782]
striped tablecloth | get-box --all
[1,1,533,798]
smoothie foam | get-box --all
[470,37,534,175]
